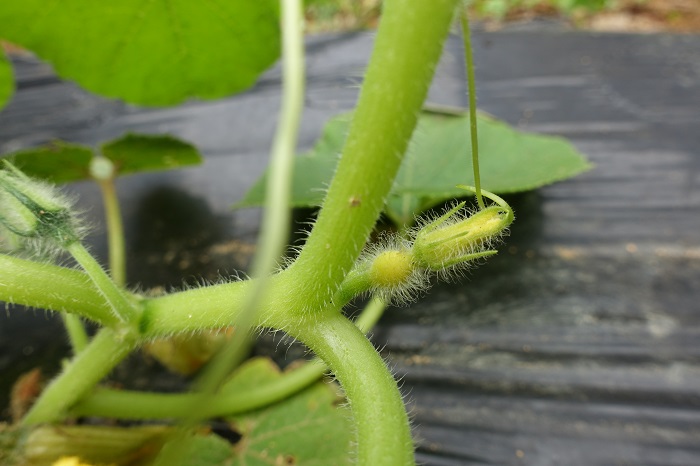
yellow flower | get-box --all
[51,457,96,466]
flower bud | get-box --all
[0,161,80,247]
[337,187,514,305]
[412,188,513,271]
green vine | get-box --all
[0,1,518,464]
[22,328,137,425]
[286,0,462,315]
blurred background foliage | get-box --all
[303,0,700,33]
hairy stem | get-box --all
[22,327,137,425]
[288,310,414,466]
[72,298,387,420]
[0,253,118,326]
[287,0,461,313]
[139,280,251,337]
[67,242,139,323]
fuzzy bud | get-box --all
[0,161,81,248]
[412,204,510,271]
[337,187,514,305]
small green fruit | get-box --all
[369,250,413,288]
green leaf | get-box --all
[0,50,13,111]
[182,357,353,466]
[228,360,352,465]
[238,110,592,225]
[100,133,203,176]
[5,142,94,184]
[236,115,350,210]
[219,356,285,393]
[4,134,202,183]
[0,1,280,106]
[181,434,234,466]
[386,110,593,224]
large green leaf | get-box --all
[0,50,13,111]
[237,110,592,225]
[4,134,202,183]
[0,1,280,106]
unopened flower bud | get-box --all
[337,187,514,305]
[412,187,513,271]
[0,161,80,247]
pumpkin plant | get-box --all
[0,0,589,464]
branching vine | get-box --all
[0,1,518,465]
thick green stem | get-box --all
[98,179,126,287]
[287,0,461,312]
[139,274,323,338]
[139,280,250,337]
[22,327,137,425]
[0,253,118,326]
[289,310,414,466]
[72,298,388,421]
[139,270,387,340]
